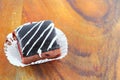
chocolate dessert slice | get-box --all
[15,20,60,57]
[4,20,68,67]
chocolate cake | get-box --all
[15,20,60,57]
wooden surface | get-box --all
[1,0,120,80]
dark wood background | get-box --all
[0,0,120,80]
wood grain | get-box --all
[1,0,120,80]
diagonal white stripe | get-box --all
[26,23,54,56]
[22,21,45,51]
[20,21,41,42]
[47,36,57,51]
[16,25,23,35]
[16,22,31,35]
[38,25,54,49]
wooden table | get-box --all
[1,0,120,80]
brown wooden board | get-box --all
[0,0,120,80]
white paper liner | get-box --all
[4,28,68,67]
